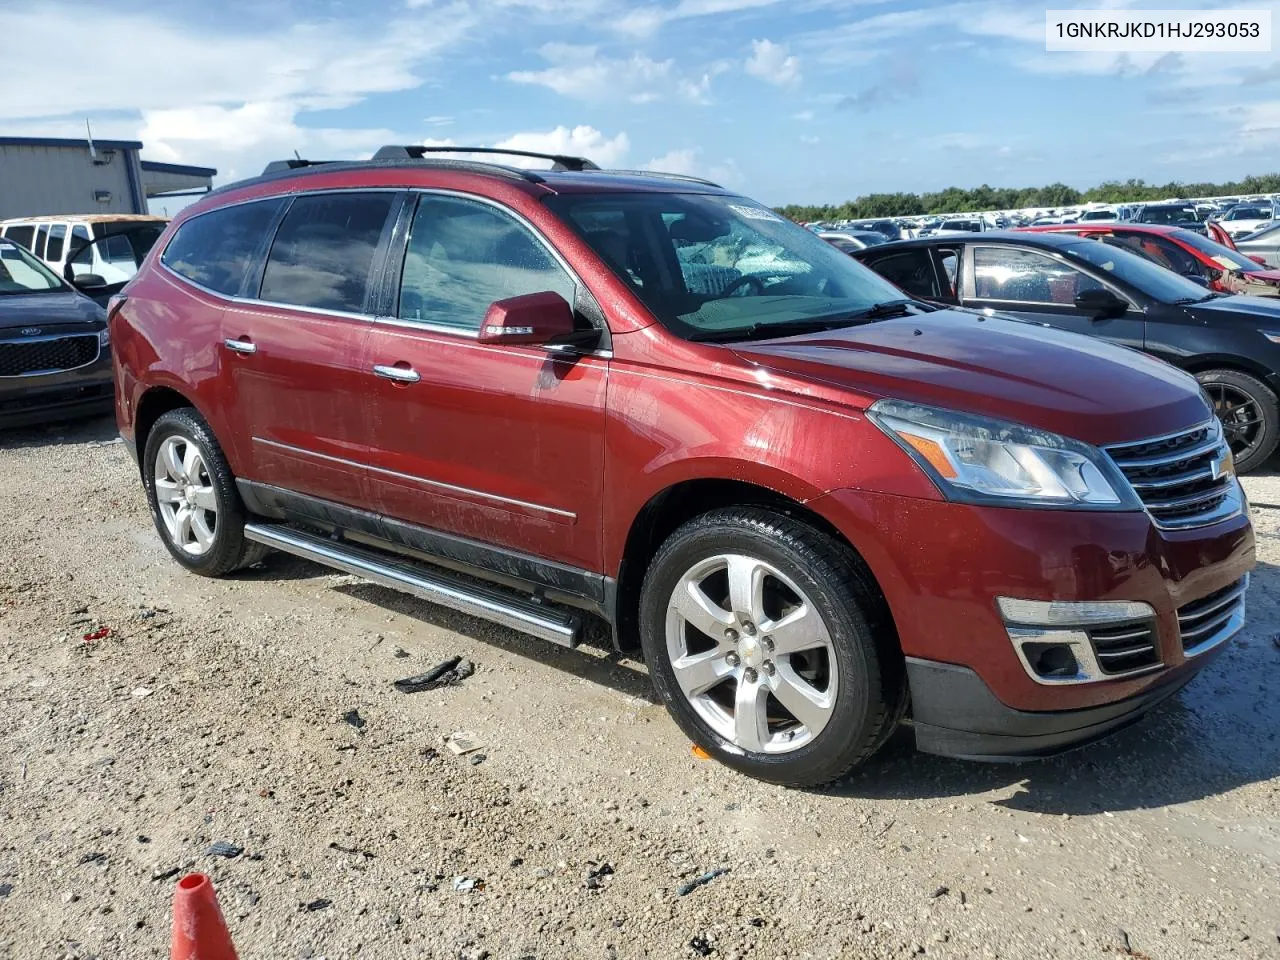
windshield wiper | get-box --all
[849,299,915,319]
[687,317,855,343]
[1170,293,1218,305]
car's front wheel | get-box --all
[639,507,904,787]
[143,408,266,576]
[1197,368,1280,473]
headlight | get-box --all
[867,399,1141,510]
[98,327,110,347]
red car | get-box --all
[110,146,1254,786]
[1023,222,1280,297]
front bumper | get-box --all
[906,656,1206,760]
[0,346,114,429]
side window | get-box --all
[1140,236,1199,276]
[70,225,92,266]
[162,198,285,296]
[973,246,1104,305]
[866,249,939,299]
[934,248,960,297]
[34,225,49,258]
[46,224,67,262]
[5,225,35,250]
[260,193,394,313]
[398,194,575,331]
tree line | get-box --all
[776,173,1280,221]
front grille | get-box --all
[1105,421,1237,529]
[0,335,100,377]
[1087,620,1161,675]
[1178,577,1248,655]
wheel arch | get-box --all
[1179,353,1280,388]
[132,385,205,470]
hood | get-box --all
[1185,292,1280,322]
[731,309,1209,447]
[0,289,105,333]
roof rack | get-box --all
[607,169,722,188]
[261,158,336,175]
[372,145,599,172]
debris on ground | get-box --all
[690,744,711,760]
[469,753,487,766]
[689,935,714,956]
[0,883,12,898]
[444,732,484,756]
[303,898,332,912]
[585,862,615,890]
[677,867,729,897]
[150,867,181,882]
[77,852,106,865]
[131,687,152,698]
[328,842,375,859]
[393,656,474,694]
[82,627,111,643]
[341,709,366,731]
[207,841,244,859]
[453,876,485,893]
[930,886,949,899]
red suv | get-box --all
[110,146,1255,786]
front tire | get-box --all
[142,408,266,576]
[639,508,904,787]
[1197,369,1279,473]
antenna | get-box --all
[294,149,303,161]
[86,119,96,160]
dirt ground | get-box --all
[1,415,1278,960]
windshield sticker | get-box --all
[1211,255,1240,270]
[730,204,784,223]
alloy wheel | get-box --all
[1204,382,1264,464]
[664,554,838,754]
[153,435,219,556]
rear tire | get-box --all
[639,507,903,787]
[1197,369,1279,473]
[142,408,266,576]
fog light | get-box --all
[997,596,1158,686]
[1020,642,1080,680]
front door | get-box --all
[362,192,608,573]
[963,243,1146,350]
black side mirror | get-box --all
[72,273,108,291]
[1074,287,1129,319]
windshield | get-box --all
[1141,206,1200,225]
[1060,239,1214,302]
[1081,210,1115,220]
[1225,206,1270,221]
[545,192,908,340]
[0,241,65,294]
[1171,229,1265,272]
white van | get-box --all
[0,215,168,285]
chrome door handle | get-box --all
[373,364,420,383]
[224,338,257,355]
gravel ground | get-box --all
[1,415,1278,960]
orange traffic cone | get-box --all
[171,873,238,960]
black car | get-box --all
[854,231,1280,471]
[0,238,113,429]
[1133,203,1205,234]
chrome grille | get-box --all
[1178,576,1248,656]
[1087,620,1160,675]
[1105,420,1239,530]
[0,334,100,377]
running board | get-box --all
[243,523,581,647]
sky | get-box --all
[4,0,1280,210]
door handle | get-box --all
[224,338,257,355]
[373,364,421,384]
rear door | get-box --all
[858,246,948,304]
[219,191,400,511]
[360,191,608,573]
[962,243,1145,349]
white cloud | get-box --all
[506,43,715,103]
[745,39,801,87]
[493,126,631,166]
[645,149,700,174]
[643,148,743,186]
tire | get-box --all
[1196,369,1280,474]
[638,507,904,787]
[142,407,267,576]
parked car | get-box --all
[0,237,112,429]
[1234,221,1280,268]
[1213,203,1276,240]
[112,147,1253,786]
[1133,204,1204,233]
[933,218,985,235]
[818,230,892,253]
[0,215,168,285]
[850,218,903,241]
[1023,223,1280,298]
[855,231,1280,471]
[1078,208,1119,222]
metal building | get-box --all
[0,137,216,220]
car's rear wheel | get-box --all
[143,408,266,576]
[639,507,903,787]
[1197,369,1279,473]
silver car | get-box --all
[1234,221,1280,268]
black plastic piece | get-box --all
[373,144,600,171]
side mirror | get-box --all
[1249,254,1268,265]
[1074,287,1129,319]
[477,291,575,346]
[72,273,108,290]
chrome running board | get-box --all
[243,523,581,647]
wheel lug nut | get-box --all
[763,636,774,652]
[762,660,775,676]
[741,621,756,635]
[743,667,758,684]
[725,653,740,667]
[724,628,739,642]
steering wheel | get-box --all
[721,274,767,297]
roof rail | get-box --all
[606,169,722,188]
[373,145,600,172]
[261,158,336,175]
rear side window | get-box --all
[398,194,575,331]
[34,225,49,258]
[865,249,939,299]
[46,224,66,262]
[973,246,1105,304]
[70,225,92,265]
[5,225,35,250]
[163,199,285,296]
[259,193,395,313]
